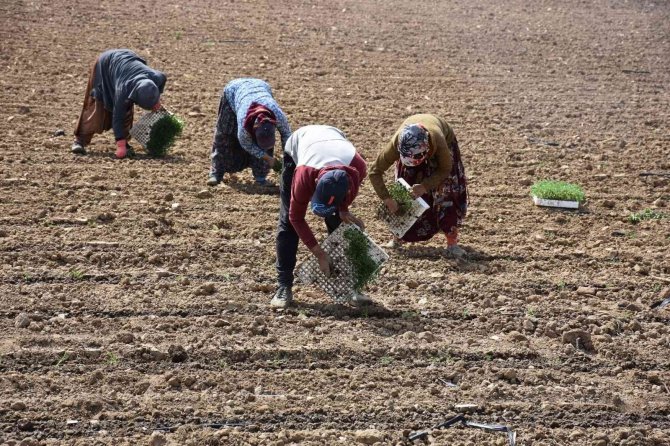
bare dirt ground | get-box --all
[1,0,669,445]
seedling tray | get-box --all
[377,178,430,238]
[532,195,580,209]
[296,224,388,303]
[129,107,172,149]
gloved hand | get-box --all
[152,101,163,112]
[115,139,128,159]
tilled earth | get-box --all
[1,0,669,445]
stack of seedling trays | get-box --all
[129,107,184,158]
[377,178,430,238]
[296,224,389,303]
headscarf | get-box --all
[129,78,160,110]
[398,123,429,166]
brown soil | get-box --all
[1,0,669,445]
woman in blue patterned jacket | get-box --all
[207,78,292,186]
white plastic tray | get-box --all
[295,223,388,303]
[377,178,430,238]
[532,195,580,209]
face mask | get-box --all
[400,151,428,166]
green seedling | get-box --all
[146,114,185,157]
[628,208,665,224]
[380,356,394,366]
[530,180,585,203]
[218,359,228,369]
[105,352,119,366]
[430,350,453,364]
[387,182,414,216]
[344,228,380,292]
[56,352,70,367]
[69,269,85,280]
[175,31,183,40]
[526,306,536,318]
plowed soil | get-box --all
[1,0,669,445]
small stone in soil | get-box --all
[15,313,31,329]
[576,286,596,296]
[53,129,65,137]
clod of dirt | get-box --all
[168,344,188,363]
[116,332,135,344]
[353,429,384,445]
[576,287,596,296]
[15,313,31,329]
[96,212,116,223]
[10,401,27,411]
[196,189,213,199]
[499,369,519,383]
[0,229,8,237]
[417,331,435,342]
[197,283,216,295]
[149,431,167,446]
[562,329,594,352]
[603,200,616,209]
[508,331,528,342]
[633,264,649,275]
[166,375,181,388]
[523,319,536,332]
[17,105,30,114]
[406,279,419,289]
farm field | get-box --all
[1,0,669,445]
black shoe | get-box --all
[71,141,86,155]
[270,286,293,308]
[126,144,136,158]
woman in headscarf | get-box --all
[207,78,292,187]
[71,49,166,158]
[368,114,468,257]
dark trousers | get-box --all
[276,153,342,288]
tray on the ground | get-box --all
[295,223,388,303]
[129,108,172,149]
[377,178,430,238]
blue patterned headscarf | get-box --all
[398,124,429,166]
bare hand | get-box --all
[263,154,276,168]
[340,211,365,231]
[384,198,399,215]
[316,251,331,277]
[411,184,427,198]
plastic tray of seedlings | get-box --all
[130,107,184,157]
[296,223,388,303]
[377,178,430,238]
[530,180,585,209]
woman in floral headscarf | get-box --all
[368,114,468,257]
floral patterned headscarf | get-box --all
[398,124,429,166]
